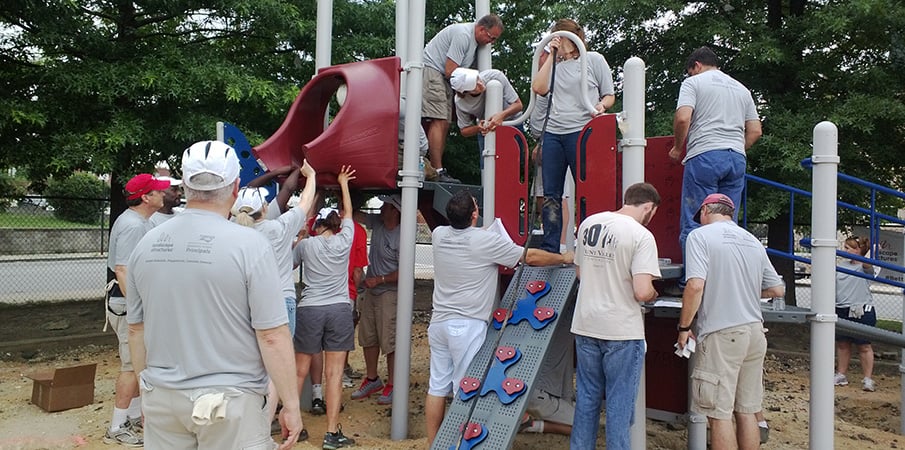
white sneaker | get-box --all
[833,372,848,386]
[103,423,143,447]
[862,377,876,392]
[342,373,354,388]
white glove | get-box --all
[849,304,865,319]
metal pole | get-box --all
[391,0,426,440]
[623,56,647,450]
[481,81,502,225]
[475,0,490,71]
[621,57,646,192]
[395,0,407,90]
[315,0,333,71]
[809,121,838,450]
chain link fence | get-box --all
[0,197,437,304]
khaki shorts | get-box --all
[358,289,397,354]
[107,299,133,372]
[691,322,766,420]
[421,67,453,121]
[141,383,271,449]
[526,389,575,425]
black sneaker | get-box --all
[311,397,326,415]
[436,168,461,184]
[322,425,355,449]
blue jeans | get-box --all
[678,149,746,248]
[540,131,580,253]
[285,296,297,338]
[571,335,645,450]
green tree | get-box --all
[45,172,108,224]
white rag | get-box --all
[191,392,228,426]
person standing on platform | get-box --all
[422,14,504,183]
[668,46,762,259]
[569,182,661,450]
[676,193,784,450]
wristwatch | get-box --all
[677,324,692,332]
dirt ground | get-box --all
[1,283,904,449]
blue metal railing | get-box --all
[743,158,905,290]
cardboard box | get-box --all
[27,363,96,412]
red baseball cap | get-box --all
[125,174,171,200]
[693,193,735,223]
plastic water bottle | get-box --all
[773,296,786,311]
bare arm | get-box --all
[525,248,574,266]
[460,124,482,137]
[632,273,659,303]
[532,51,555,96]
[762,284,785,299]
[444,57,460,79]
[677,277,705,349]
[256,325,302,448]
[128,322,146,374]
[247,165,294,188]
[336,165,356,220]
[296,160,317,215]
[275,168,300,213]
[668,106,694,162]
[483,98,524,133]
[744,119,763,149]
[114,265,128,297]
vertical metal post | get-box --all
[395,0,408,90]
[391,0,426,440]
[621,57,646,192]
[475,0,490,71]
[622,56,648,450]
[481,80,502,225]
[315,0,333,71]
[809,121,838,450]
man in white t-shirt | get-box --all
[676,193,783,450]
[424,190,573,446]
[570,182,661,450]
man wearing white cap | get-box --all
[422,14,504,183]
[451,67,524,170]
[126,140,303,449]
[149,176,183,227]
[676,193,783,450]
[351,193,401,405]
[104,172,170,446]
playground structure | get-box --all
[216,1,905,449]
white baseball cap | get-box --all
[156,176,182,186]
[316,207,338,222]
[181,140,241,191]
[450,68,480,93]
[231,187,270,215]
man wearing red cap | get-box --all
[104,173,169,446]
[676,193,784,450]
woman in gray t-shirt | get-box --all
[530,19,615,253]
[834,235,877,391]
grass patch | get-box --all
[0,212,104,229]
[877,319,902,333]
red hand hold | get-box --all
[492,308,510,323]
[501,378,525,395]
[525,280,547,295]
[495,346,517,362]
[534,307,555,321]
[463,422,484,440]
[459,377,480,393]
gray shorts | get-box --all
[294,303,355,354]
[107,298,133,372]
[421,67,453,121]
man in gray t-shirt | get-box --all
[668,46,763,255]
[103,172,169,446]
[421,14,503,183]
[676,193,783,450]
[126,141,303,449]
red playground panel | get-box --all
[644,136,684,264]
[494,125,530,246]
[253,57,402,188]
[575,114,620,222]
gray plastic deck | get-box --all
[431,265,578,450]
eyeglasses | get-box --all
[482,27,500,42]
